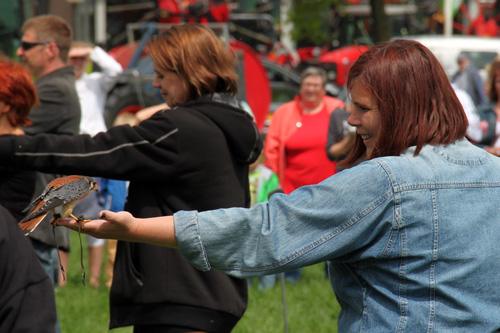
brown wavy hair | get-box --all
[147,24,238,104]
[341,39,468,167]
[0,58,38,127]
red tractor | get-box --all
[318,44,370,86]
[266,43,369,87]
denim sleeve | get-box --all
[174,210,211,271]
[175,160,395,278]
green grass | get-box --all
[56,232,340,332]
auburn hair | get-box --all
[341,39,468,167]
[148,24,238,104]
[0,58,38,127]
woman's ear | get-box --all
[0,102,11,114]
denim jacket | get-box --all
[175,138,500,332]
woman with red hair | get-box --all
[0,58,37,134]
[0,58,39,220]
[341,39,467,165]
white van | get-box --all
[393,35,500,81]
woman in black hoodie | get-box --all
[0,24,262,332]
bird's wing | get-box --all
[19,194,66,223]
[21,185,53,213]
[58,177,96,203]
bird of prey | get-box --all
[19,175,98,286]
[19,175,98,235]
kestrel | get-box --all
[19,175,98,235]
[19,175,98,286]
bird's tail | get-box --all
[18,212,48,236]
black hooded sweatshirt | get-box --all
[0,99,263,332]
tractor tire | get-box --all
[104,85,144,128]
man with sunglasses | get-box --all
[15,14,81,333]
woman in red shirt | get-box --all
[263,67,345,281]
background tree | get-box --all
[287,0,338,47]
[286,0,390,48]
[370,0,391,43]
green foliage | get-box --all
[288,0,341,45]
[56,232,340,332]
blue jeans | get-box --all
[30,239,62,333]
[284,268,301,283]
[258,274,278,290]
[31,239,60,284]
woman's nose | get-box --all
[152,77,159,88]
[347,110,359,127]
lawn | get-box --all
[56,232,340,332]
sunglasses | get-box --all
[20,41,49,51]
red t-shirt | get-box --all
[283,107,336,194]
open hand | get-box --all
[57,211,177,247]
[57,210,140,242]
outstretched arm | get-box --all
[57,211,178,247]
